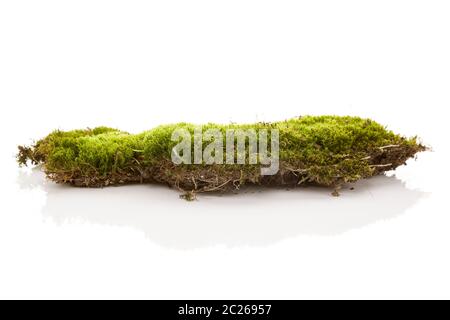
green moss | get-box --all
[17,116,425,193]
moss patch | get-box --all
[17,116,426,197]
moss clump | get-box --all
[17,116,426,196]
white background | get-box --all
[0,0,449,299]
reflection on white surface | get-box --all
[17,168,427,250]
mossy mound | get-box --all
[17,116,425,198]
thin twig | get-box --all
[379,144,399,150]
[370,163,393,168]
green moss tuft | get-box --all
[17,116,426,195]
